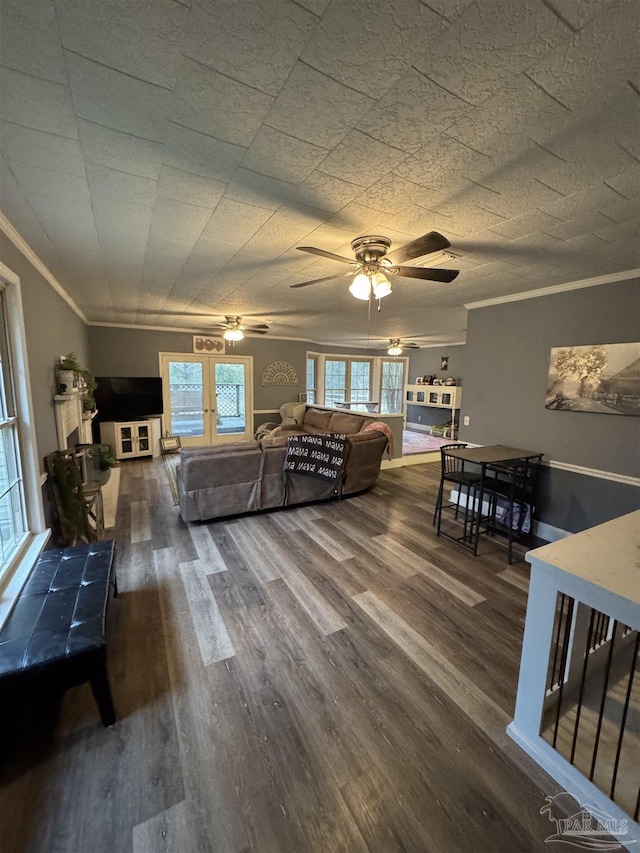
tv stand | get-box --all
[100,418,161,460]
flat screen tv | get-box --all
[95,377,163,422]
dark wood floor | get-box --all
[1,457,571,852]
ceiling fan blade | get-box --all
[391,265,459,283]
[296,246,356,264]
[385,231,451,264]
[246,328,269,334]
[245,323,269,330]
[290,271,355,289]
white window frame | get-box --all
[308,351,408,413]
[306,355,317,405]
[324,355,374,408]
[0,261,48,630]
[380,357,409,413]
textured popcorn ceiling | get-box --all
[0,0,638,347]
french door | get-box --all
[159,353,253,446]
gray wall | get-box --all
[88,326,389,429]
[0,234,89,471]
[461,278,639,531]
[406,343,465,427]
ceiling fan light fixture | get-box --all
[387,343,403,356]
[349,272,372,300]
[372,271,392,299]
[223,327,244,342]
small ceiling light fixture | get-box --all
[387,339,403,356]
[349,272,373,300]
[348,269,393,302]
[223,327,244,343]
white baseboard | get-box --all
[381,457,404,469]
[405,421,433,434]
[533,520,571,542]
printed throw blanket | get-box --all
[284,433,348,482]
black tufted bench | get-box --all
[0,540,117,726]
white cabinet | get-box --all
[100,419,161,460]
[404,384,462,438]
[404,384,462,409]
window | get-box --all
[349,361,372,405]
[380,359,406,413]
[325,358,347,405]
[0,267,47,629]
[306,356,317,404]
[324,358,372,410]
[0,291,27,567]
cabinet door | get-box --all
[137,423,150,454]
[118,424,135,457]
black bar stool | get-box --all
[433,443,482,541]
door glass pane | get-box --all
[168,361,204,437]
[325,359,346,405]
[381,360,404,412]
[349,361,371,408]
[215,362,246,435]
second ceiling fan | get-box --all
[290,231,460,299]
[215,315,269,342]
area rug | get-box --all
[163,452,180,505]
[402,430,451,455]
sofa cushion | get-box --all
[259,433,289,448]
[302,408,332,430]
[260,444,287,509]
[180,441,259,460]
[266,425,306,441]
[342,431,388,495]
[180,447,263,491]
[327,411,365,434]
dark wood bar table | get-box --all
[441,444,544,556]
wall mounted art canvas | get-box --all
[545,342,640,416]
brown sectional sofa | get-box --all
[176,407,388,522]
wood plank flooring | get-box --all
[1,457,578,852]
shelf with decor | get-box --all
[404,384,462,439]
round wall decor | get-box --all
[262,361,299,386]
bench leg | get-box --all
[89,660,116,727]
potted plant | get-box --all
[97,443,118,485]
[56,353,97,411]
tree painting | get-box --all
[546,342,640,416]
[554,345,607,396]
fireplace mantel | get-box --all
[54,392,94,449]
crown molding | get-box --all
[0,212,88,323]
[465,268,640,310]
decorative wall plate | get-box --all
[262,361,299,386]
